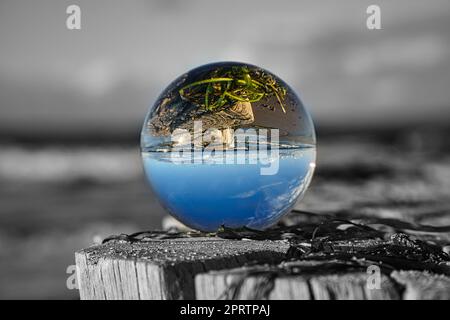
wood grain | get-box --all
[391,270,450,300]
[75,237,288,300]
[195,262,400,300]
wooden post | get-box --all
[75,210,450,300]
[75,235,450,300]
[75,237,288,300]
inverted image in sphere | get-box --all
[141,62,316,232]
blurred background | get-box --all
[0,0,449,299]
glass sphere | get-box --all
[141,62,316,232]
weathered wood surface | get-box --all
[75,238,288,300]
[76,214,450,300]
[195,262,400,300]
[391,270,450,300]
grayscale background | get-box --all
[0,0,449,299]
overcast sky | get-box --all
[1,0,449,136]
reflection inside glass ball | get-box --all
[141,62,316,232]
